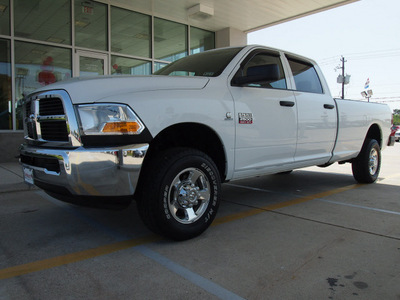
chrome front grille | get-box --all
[23,90,81,147]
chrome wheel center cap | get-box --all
[177,183,200,208]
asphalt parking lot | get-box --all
[1,143,399,299]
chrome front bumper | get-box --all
[20,143,149,197]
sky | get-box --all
[248,0,400,112]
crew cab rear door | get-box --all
[285,55,337,165]
[229,50,297,179]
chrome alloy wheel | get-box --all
[168,168,210,224]
[368,148,379,175]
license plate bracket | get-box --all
[23,167,34,185]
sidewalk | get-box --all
[0,162,37,193]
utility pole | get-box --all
[340,56,346,99]
[336,56,349,99]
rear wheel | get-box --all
[351,139,381,183]
[137,148,221,240]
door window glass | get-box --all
[154,18,187,62]
[111,7,151,58]
[0,0,10,35]
[190,27,214,54]
[287,58,323,94]
[14,0,71,45]
[234,52,286,89]
[111,56,151,75]
[75,0,107,51]
[0,39,11,129]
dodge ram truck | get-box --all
[20,45,393,240]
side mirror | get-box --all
[233,64,280,86]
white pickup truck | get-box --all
[20,45,393,240]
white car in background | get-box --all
[395,127,400,142]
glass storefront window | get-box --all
[0,39,11,129]
[190,27,215,54]
[111,7,151,58]
[5,2,215,131]
[111,56,151,75]
[79,56,105,77]
[154,18,187,62]
[14,41,72,128]
[153,62,168,73]
[0,0,10,35]
[75,0,107,51]
[14,0,71,45]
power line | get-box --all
[317,48,400,65]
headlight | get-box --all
[76,104,145,135]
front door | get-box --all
[229,50,298,179]
[75,50,109,77]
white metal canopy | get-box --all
[115,0,359,32]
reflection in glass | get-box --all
[288,58,323,94]
[0,39,11,129]
[14,0,71,45]
[0,0,10,35]
[14,41,72,128]
[79,56,104,77]
[190,27,215,54]
[111,56,151,75]
[154,18,187,62]
[153,62,168,73]
[111,7,151,58]
[75,0,107,51]
[241,53,287,89]
[155,47,242,77]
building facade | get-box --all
[0,0,217,131]
[0,0,356,162]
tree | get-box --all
[393,109,400,125]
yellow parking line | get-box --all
[0,183,362,280]
[0,235,159,280]
[213,184,362,226]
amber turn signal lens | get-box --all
[102,121,140,133]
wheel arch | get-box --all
[135,122,227,198]
[365,123,382,148]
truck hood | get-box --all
[33,75,210,103]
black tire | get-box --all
[351,139,381,183]
[137,148,221,240]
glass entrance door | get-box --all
[75,50,109,77]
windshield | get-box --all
[154,47,243,77]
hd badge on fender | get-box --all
[238,113,253,124]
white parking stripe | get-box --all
[318,199,400,216]
[38,191,245,300]
[136,246,245,300]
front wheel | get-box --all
[351,139,381,183]
[137,148,221,240]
